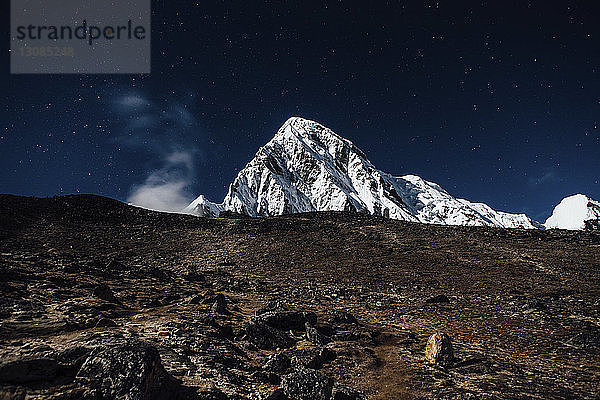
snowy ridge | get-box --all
[187,117,537,229]
[544,194,600,230]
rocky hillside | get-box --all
[187,117,536,229]
[1,194,599,399]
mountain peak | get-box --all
[187,117,537,229]
[544,194,600,230]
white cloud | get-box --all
[126,150,196,213]
[113,92,201,214]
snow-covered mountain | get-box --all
[544,194,600,230]
[186,117,536,229]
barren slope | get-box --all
[0,195,599,399]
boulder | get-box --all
[76,341,178,400]
[254,311,317,332]
[425,332,454,366]
[212,293,229,314]
[281,367,333,400]
[245,320,296,350]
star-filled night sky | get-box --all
[1,1,599,221]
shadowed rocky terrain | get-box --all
[0,194,599,399]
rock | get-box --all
[254,310,318,332]
[92,284,119,303]
[245,320,296,350]
[263,352,291,374]
[305,323,331,346]
[331,383,368,400]
[76,341,179,400]
[0,358,58,384]
[329,311,358,325]
[281,366,334,400]
[425,295,450,304]
[212,293,229,314]
[425,332,454,366]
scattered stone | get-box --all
[245,320,296,350]
[306,323,331,346]
[76,340,179,400]
[425,332,454,366]
[212,293,229,314]
[281,366,334,400]
[92,284,119,304]
[426,295,450,304]
[331,383,368,400]
[0,358,58,384]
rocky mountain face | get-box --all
[544,194,600,230]
[187,117,536,229]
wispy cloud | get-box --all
[529,170,559,186]
[127,151,195,212]
[111,92,200,213]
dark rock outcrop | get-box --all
[245,321,296,350]
[254,310,317,332]
[281,367,334,400]
[76,341,179,400]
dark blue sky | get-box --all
[1,1,599,221]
